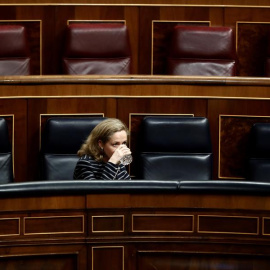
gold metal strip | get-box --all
[0,251,80,258]
[198,215,259,235]
[132,214,194,233]
[3,95,270,101]
[0,4,270,8]
[67,20,126,25]
[91,215,124,233]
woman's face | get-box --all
[99,130,127,161]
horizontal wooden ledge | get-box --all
[0,2,270,8]
[0,75,270,86]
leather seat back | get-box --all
[247,123,270,181]
[0,25,31,75]
[40,117,105,180]
[0,118,13,183]
[167,26,237,76]
[63,23,131,75]
[138,116,212,180]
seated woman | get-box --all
[73,118,132,180]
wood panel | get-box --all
[0,192,270,269]
[0,0,270,5]
[0,245,87,270]
[0,100,27,182]
[91,246,124,270]
[137,252,270,270]
[0,4,269,75]
[219,115,270,179]
[27,98,112,181]
[0,76,269,181]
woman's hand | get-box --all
[108,144,131,165]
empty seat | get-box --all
[40,117,105,180]
[0,25,31,76]
[0,118,13,183]
[247,123,270,181]
[137,116,213,180]
[166,25,237,76]
[62,23,131,75]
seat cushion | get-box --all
[41,155,79,180]
[63,23,131,75]
[0,25,31,76]
[63,58,130,75]
[139,153,212,180]
[167,26,236,76]
[167,59,236,76]
[0,59,30,76]
[248,159,270,181]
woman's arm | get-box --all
[73,156,130,180]
[73,157,97,180]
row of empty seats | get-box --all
[1,116,270,183]
[2,23,270,76]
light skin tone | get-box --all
[98,130,131,164]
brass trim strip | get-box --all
[91,215,124,233]
[0,251,80,258]
[198,215,259,235]
[23,215,85,235]
[3,95,270,101]
[68,19,126,25]
[0,4,270,8]
[132,214,194,233]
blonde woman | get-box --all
[73,118,131,180]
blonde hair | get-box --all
[77,118,129,161]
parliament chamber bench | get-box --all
[1,75,270,182]
[0,180,269,269]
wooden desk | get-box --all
[0,180,270,270]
